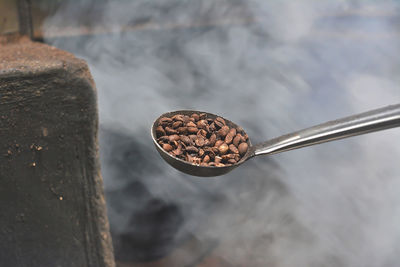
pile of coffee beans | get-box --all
[155,113,249,167]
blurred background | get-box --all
[2,0,400,266]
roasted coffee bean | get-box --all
[221,154,236,161]
[177,127,188,135]
[162,143,173,152]
[160,117,173,123]
[228,128,237,137]
[165,127,178,135]
[172,121,183,129]
[189,135,198,142]
[214,120,224,129]
[172,114,184,121]
[197,120,208,129]
[209,123,217,131]
[169,134,180,142]
[198,129,207,137]
[158,135,169,142]
[156,126,166,137]
[173,144,183,156]
[188,127,198,134]
[186,146,199,154]
[199,148,205,157]
[229,144,239,154]
[214,140,224,148]
[195,137,205,147]
[186,121,196,128]
[227,159,237,164]
[215,117,226,126]
[209,133,217,146]
[218,143,229,155]
[180,135,192,145]
[156,112,249,167]
[238,142,248,156]
[183,116,191,123]
[232,134,242,147]
[217,126,230,138]
[191,113,200,121]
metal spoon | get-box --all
[151,104,400,177]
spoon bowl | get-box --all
[151,110,253,176]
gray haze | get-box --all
[44,0,400,266]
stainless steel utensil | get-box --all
[151,104,400,177]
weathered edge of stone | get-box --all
[0,39,115,267]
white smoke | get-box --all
[44,0,400,266]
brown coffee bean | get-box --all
[186,146,199,154]
[159,117,172,123]
[228,128,237,137]
[211,147,220,154]
[229,144,239,154]
[188,127,198,134]
[198,149,205,157]
[221,154,235,161]
[218,143,229,155]
[214,140,224,148]
[225,132,234,144]
[215,163,225,167]
[197,120,208,129]
[191,113,200,121]
[162,143,173,152]
[238,142,248,156]
[183,116,191,123]
[209,123,217,131]
[233,134,242,147]
[173,144,183,156]
[195,137,205,147]
[215,156,222,164]
[180,135,192,145]
[186,121,196,128]
[172,114,184,121]
[214,120,224,129]
[177,127,188,134]
[199,113,207,119]
[172,121,183,128]
[158,136,169,142]
[168,134,180,142]
[165,127,178,135]
[197,129,207,137]
[156,126,166,137]
[209,133,217,146]
[217,126,230,138]
[203,155,210,163]
[227,159,237,164]
[215,117,226,126]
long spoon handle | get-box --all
[252,104,400,157]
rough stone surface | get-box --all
[0,38,115,267]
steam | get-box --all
[44,0,400,266]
